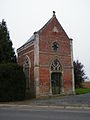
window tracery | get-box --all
[51,59,61,71]
[52,42,59,52]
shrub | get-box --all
[0,63,26,101]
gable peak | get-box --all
[37,11,58,33]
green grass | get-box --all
[75,88,90,95]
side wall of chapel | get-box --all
[17,44,35,97]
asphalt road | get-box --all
[0,106,90,120]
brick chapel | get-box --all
[17,11,75,98]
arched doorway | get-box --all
[23,56,31,89]
[50,59,63,94]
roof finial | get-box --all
[53,11,56,17]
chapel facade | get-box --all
[17,11,75,98]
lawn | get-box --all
[75,88,90,95]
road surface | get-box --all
[0,106,90,120]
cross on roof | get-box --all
[53,11,56,17]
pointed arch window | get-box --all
[51,59,62,72]
[23,56,31,89]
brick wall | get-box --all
[83,82,90,88]
[39,16,73,95]
[17,44,35,97]
[17,14,74,98]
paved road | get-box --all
[0,106,90,120]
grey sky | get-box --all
[0,0,90,79]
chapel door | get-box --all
[51,72,61,94]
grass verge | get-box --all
[75,88,90,95]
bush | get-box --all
[0,63,26,101]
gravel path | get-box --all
[29,93,90,106]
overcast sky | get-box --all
[0,0,90,80]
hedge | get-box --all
[0,63,26,101]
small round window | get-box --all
[52,42,59,52]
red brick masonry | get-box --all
[17,12,75,98]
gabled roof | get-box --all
[18,11,69,52]
[37,12,56,33]
[25,11,56,44]
[26,35,34,44]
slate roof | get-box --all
[25,35,34,44]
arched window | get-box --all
[51,59,62,72]
[23,56,31,89]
